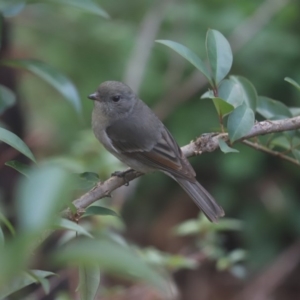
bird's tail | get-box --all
[175,177,224,222]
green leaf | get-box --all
[173,219,200,236]
[0,127,36,162]
[0,211,15,236]
[5,160,30,177]
[77,172,99,190]
[16,165,74,235]
[218,79,243,107]
[230,76,257,111]
[26,270,51,294]
[83,206,119,218]
[285,77,300,91]
[269,135,291,150]
[292,149,300,163]
[54,219,93,238]
[0,226,4,247]
[206,29,233,85]
[45,0,109,18]
[227,103,255,142]
[200,90,214,99]
[257,96,292,119]
[78,266,100,300]
[0,270,54,300]
[3,59,81,114]
[53,238,167,291]
[0,0,26,17]
[289,107,300,117]
[218,138,239,153]
[0,85,16,114]
[156,40,213,85]
[212,97,234,117]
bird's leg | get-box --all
[111,168,134,186]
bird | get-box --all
[88,81,224,222]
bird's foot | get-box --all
[111,169,133,186]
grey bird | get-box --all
[88,81,224,222]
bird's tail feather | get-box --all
[175,177,224,222]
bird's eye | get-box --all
[112,95,121,102]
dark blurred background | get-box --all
[1,0,300,299]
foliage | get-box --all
[1,0,300,299]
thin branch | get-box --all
[64,116,300,219]
[242,140,300,166]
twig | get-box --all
[242,140,300,166]
[63,116,300,219]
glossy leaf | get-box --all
[3,59,81,114]
[54,219,93,238]
[0,270,54,300]
[227,103,255,142]
[83,206,119,218]
[0,85,16,114]
[0,127,36,162]
[218,79,243,107]
[285,77,300,91]
[156,40,213,85]
[269,136,291,150]
[257,96,292,119]
[46,0,109,18]
[53,238,167,291]
[78,266,100,300]
[200,90,214,99]
[212,97,234,117]
[218,138,239,153]
[5,160,30,177]
[77,172,99,190]
[206,29,233,85]
[289,107,300,117]
[16,165,73,234]
[230,76,257,111]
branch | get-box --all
[63,116,300,219]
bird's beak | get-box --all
[88,93,97,100]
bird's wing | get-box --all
[106,101,195,180]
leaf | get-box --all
[54,219,93,238]
[269,135,291,150]
[0,270,54,300]
[0,226,4,247]
[77,172,99,190]
[200,90,214,99]
[0,211,15,236]
[206,29,233,85]
[212,97,234,117]
[26,270,51,294]
[45,0,109,18]
[218,138,239,153]
[289,107,300,117]
[156,40,213,85]
[257,96,292,119]
[218,79,243,107]
[0,85,16,114]
[83,206,119,218]
[0,127,36,162]
[292,149,300,163]
[0,0,26,17]
[3,60,81,114]
[5,160,30,177]
[53,238,167,291]
[285,77,300,91]
[230,76,257,111]
[16,165,74,235]
[78,266,100,300]
[227,103,255,142]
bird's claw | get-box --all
[111,169,132,186]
